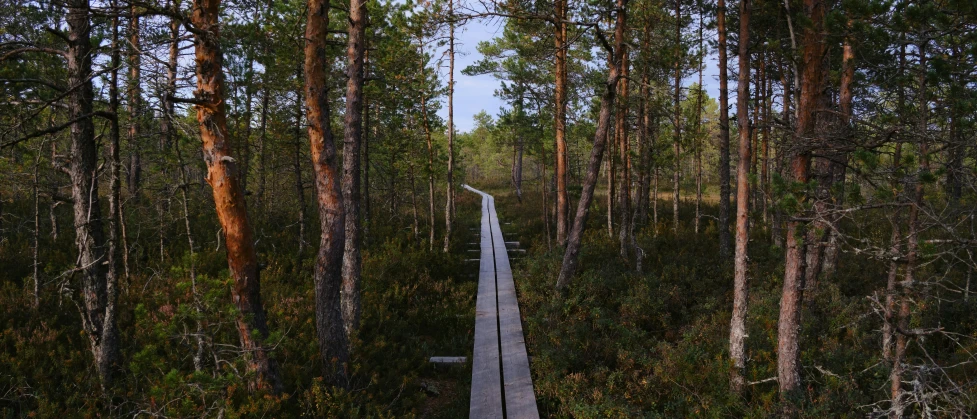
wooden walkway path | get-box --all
[464,185,539,419]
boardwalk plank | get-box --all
[469,193,503,419]
[464,185,539,419]
[488,196,540,419]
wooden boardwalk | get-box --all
[464,185,539,419]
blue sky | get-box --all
[435,17,726,133]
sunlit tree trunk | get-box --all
[160,0,179,150]
[443,0,455,252]
[190,0,282,392]
[693,4,704,234]
[420,90,436,249]
[778,0,827,398]
[554,0,570,246]
[729,0,751,392]
[556,0,628,290]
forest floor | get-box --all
[4,184,975,416]
[478,185,966,417]
[0,191,485,417]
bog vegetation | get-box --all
[1,0,976,416]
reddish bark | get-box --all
[191,0,281,392]
[554,0,570,246]
[729,0,751,392]
[443,0,456,252]
[778,0,827,397]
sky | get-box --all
[434,17,726,133]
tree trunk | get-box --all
[883,40,908,368]
[729,0,751,392]
[693,5,704,234]
[408,130,420,239]
[760,54,770,227]
[672,0,682,234]
[616,42,632,259]
[106,0,123,382]
[32,155,40,309]
[716,0,732,258]
[305,0,350,384]
[607,120,614,238]
[540,127,552,249]
[801,22,847,296]
[420,90,436,249]
[777,0,827,398]
[653,165,659,231]
[190,0,282,393]
[515,133,524,200]
[882,144,903,365]
[635,55,651,228]
[161,0,179,150]
[772,53,790,248]
[820,23,855,279]
[364,99,373,229]
[294,67,308,259]
[443,0,455,252]
[239,50,256,198]
[945,45,963,204]
[257,81,269,211]
[554,0,570,246]
[891,39,929,419]
[174,121,206,372]
[556,0,627,290]
[68,0,117,390]
[341,0,367,337]
[127,5,141,197]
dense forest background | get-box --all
[1,0,977,416]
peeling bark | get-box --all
[190,0,282,393]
